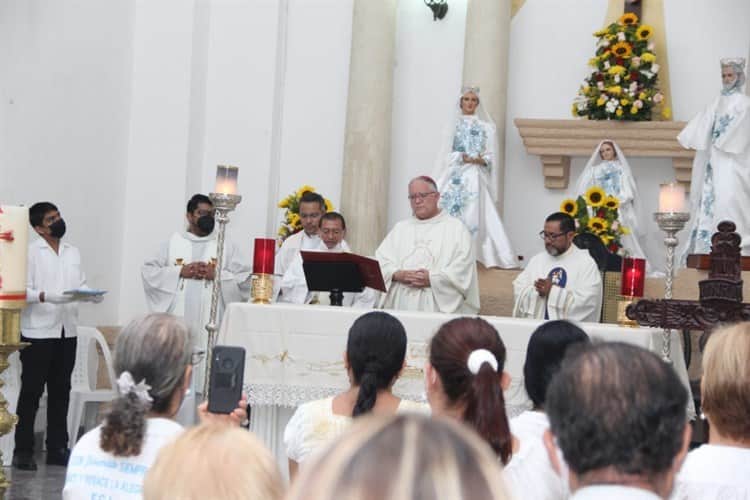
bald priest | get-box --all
[375,176,480,314]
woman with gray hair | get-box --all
[62,313,247,500]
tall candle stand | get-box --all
[654,211,690,363]
[203,192,242,397]
[0,305,29,496]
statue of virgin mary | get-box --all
[433,87,518,269]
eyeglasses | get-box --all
[190,350,206,366]
[539,230,568,241]
[408,192,438,201]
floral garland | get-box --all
[560,186,630,254]
[572,13,669,121]
[277,185,334,246]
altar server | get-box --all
[375,176,480,314]
[14,202,103,470]
[513,212,602,322]
[279,212,377,307]
[141,194,251,393]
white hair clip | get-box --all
[466,349,498,375]
[117,371,153,404]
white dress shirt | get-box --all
[571,485,661,499]
[21,238,87,339]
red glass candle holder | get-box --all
[253,238,275,275]
[620,257,646,297]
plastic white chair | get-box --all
[67,326,117,445]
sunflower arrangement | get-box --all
[277,185,334,246]
[560,186,630,254]
[572,12,667,121]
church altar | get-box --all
[217,302,694,474]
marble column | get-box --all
[462,0,512,216]
[340,0,397,255]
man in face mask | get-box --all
[141,194,251,417]
[512,212,602,322]
[13,202,103,471]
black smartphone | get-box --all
[207,345,246,414]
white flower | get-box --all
[597,81,605,90]
[604,61,611,69]
[575,219,580,229]
[617,31,626,41]
[653,93,664,103]
[631,56,641,68]
[634,99,644,109]
[606,99,618,113]
[612,221,620,231]
[651,63,660,73]
[640,69,654,79]
[614,74,621,83]
[647,41,655,51]
[629,81,638,92]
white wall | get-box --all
[388,0,468,226]
[0,0,134,325]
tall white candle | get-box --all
[215,165,239,195]
[0,205,29,305]
[658,182,686,213]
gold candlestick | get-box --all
[0,306,29,496]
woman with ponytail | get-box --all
[425,317,514,465]
[63,313,247,500]
[284,311,427,479]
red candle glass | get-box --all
[253,238,275,275]
[620,257,646,297]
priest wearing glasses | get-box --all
[513,212,602,322]
[375,176,480,313]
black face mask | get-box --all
[197,215,215,234]
[49,218,66,239]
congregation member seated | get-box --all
[672,322,750,499]
[278,211,377,307]
[63,313,247,499]
[504,320,590,500]
[544,342,690,499]
[513,212,602,322]
[287,414,512,500]
[424,317,513,465]
[143,424,283,500]
[375,176,480,314]
[283,311,426,478]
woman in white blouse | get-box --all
[283,311,427,479]
[672,322,750,499]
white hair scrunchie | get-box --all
[117,371,153,404]
[466,349,498,375]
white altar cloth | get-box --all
[217,303,694,477]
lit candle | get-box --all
[253,238,275,275]
[0,205,29,306]
[215,165,239,195]
[658,182,686,213]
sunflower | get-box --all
[296,184,316,199]
[560,199,578,217]
[324,198,334,212]
[636,25,653,40]
[618,12,639,26]
[604,195,620,209]
[611,42,632,59]
[585,186,606,207]
[588,217,609,233]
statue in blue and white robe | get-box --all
[433,88,518,269]
[574,140,652,269]
[679,58,750,259]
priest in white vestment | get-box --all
[375,176,480,314]
[678,58,750,260]
[141,194,252,396]
[279,212,377,307]
[275,191,326,277]
[513,212,602,322]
